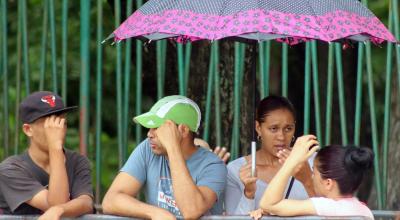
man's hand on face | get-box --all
[44,115,66,150]
[155,120,182,152]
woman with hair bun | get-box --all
[252,135,374,219]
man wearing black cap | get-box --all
[0,91,93,218]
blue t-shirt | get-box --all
[121,139,227,216]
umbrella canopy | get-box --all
[112,0,396,44]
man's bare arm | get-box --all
[168,149,217,219]
[157,121,218,219]
[44,116,70,205]
[27,191,93,217]
[102,172,175,220]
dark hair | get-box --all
[315,145,374,195]
[256,95,296,123]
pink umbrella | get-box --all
[111,0,396,45]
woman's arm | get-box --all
[259,135,319,216]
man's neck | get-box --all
[181,140,198,160]
[28,144,50,172]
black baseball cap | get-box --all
[19,91,77,123]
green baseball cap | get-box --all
[133,95,201,132]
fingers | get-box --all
[294,135,319,150]
[213,146,231,163]
[221,152,231,163]
[307,144,320,157]
[277,149,290,164]
[277,149,290,158]
[302,134,317,140]
[44,115,65,128]
[249,209,263,220]
[240,163,258,181]
[247,176,258,183]
[214,146,225,157]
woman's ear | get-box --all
[324,178,335,192]
[255,121,261,136]
[22,123,33,137]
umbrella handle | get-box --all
[251,141,256,177]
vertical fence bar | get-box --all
[95,0,103,205]
[239,44,246,85]
[177,43,185,95]
[282,44,288,97]
[156,41,166,99]
[213,42,221,146]
[114,0,123,166]
[311,41,322,143]
[61,0,68,102]
[230,42,245,160]
[80,0,90,156]
[122,0,133,163]
[1,0,9,158]
[135,0,144,144]
[303,43,311,134]
[393,0,400,106]
[49,0,57,93]
[184,43,192,92]
[354,43,364,145]
[324,44,334,145]
[382,5,394,205]
[202,44,215,143]
[14,0,23,155]
[21,0,30,95]
[259,42,265,98]
[263,41,271,97]
[39,0,48,91]
[334,43,348,145]
[365,42,382,209]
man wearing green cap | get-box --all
[102,95,227,219]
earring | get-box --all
[291,136,295,143]
[257,135,261,141]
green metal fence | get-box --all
[0,0,399,210]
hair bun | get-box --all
[345,147,374,171]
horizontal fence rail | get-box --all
[0,0,399,211]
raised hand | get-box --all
[155,120,182,152]
[44,115,67,150]
[287,135,319,165]
[239,159,258,199]
[213,146,230,163]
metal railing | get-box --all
[0,0,399,210]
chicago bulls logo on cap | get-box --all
[41,95,56,107]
